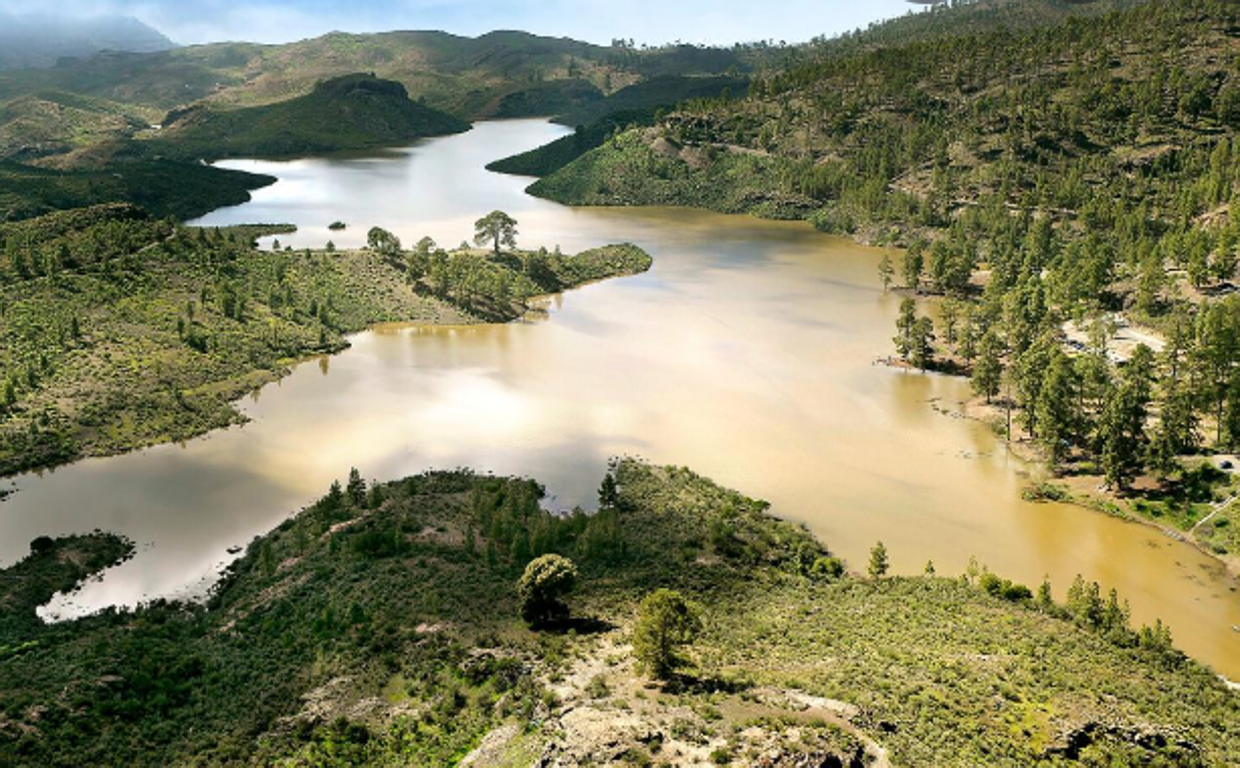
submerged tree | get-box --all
[911,316,935,371]
[877,253,894,292]
[474,211,518,254]
[894,298,917,360]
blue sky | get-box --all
[0,0,925,46]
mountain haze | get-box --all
[0,13,175,71]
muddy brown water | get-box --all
[2,120,1237,677]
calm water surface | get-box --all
[3,120,1238,676]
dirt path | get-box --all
[461,629,894,766]
[1191,492,1236,534]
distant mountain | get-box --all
[0,13,175,71]
[144,73,471,161]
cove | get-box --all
[1,119,1237,678]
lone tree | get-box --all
[868,541,889,578]
[474,211,518,254]
[367,227,402,255]
[633,588,701,679]
[518,554,578,627]
[346,467,366,507]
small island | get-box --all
[0,206,650,475]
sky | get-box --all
[0,0,926,47]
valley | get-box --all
[2,2,1240,766]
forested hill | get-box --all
[141,74,471,161]
[528,0,1240,558]
[814,0,1152,55]
[534,0,1239,236]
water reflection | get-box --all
[0,120,1235,677]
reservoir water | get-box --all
[2,119,1237,676]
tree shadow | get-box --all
[539,614,615,636]
[659,670,750,695]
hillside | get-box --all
[0,459,1234,765]
[142,74,471,161]
[487,76,750,178]
[813,0,1150,54]
[0,13,175,71]
[0,160,274,222]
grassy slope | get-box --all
[142,74,471,162]
[0,460,1233,766]
[0,206,650,475]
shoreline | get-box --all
[923,370,1240,583]
[0,239,651,483]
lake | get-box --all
[3,119,1238,677]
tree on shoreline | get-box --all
[474,211,518,255]
[868,541,889,578]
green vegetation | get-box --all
[0,460,1234,765]
[488,75,750,178]
[0,205,650,475]
[0,160,274,222]
[517,554,578,627]
[553,75,749,129]
[632,588,701,679]
[487,109,658,177]
[0,533,132,636]
[142,74,470,161]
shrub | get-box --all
[810,556,845,581]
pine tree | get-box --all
[893,298,917,360]
[902,241,924,292]
[346,467,366,506]
[1193,300,1238,445]
[911,316,935,371]
[1034,350,1080,466]
[868,541,889,578]
[971,329,1003,403]
[598,471,619,509]
[1099,371,1151,490]
[877,253,894,292]
[939,298,960,349]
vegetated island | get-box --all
[501,0,1240,577]
[0,204,650,475]
[0,459,1234,766]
